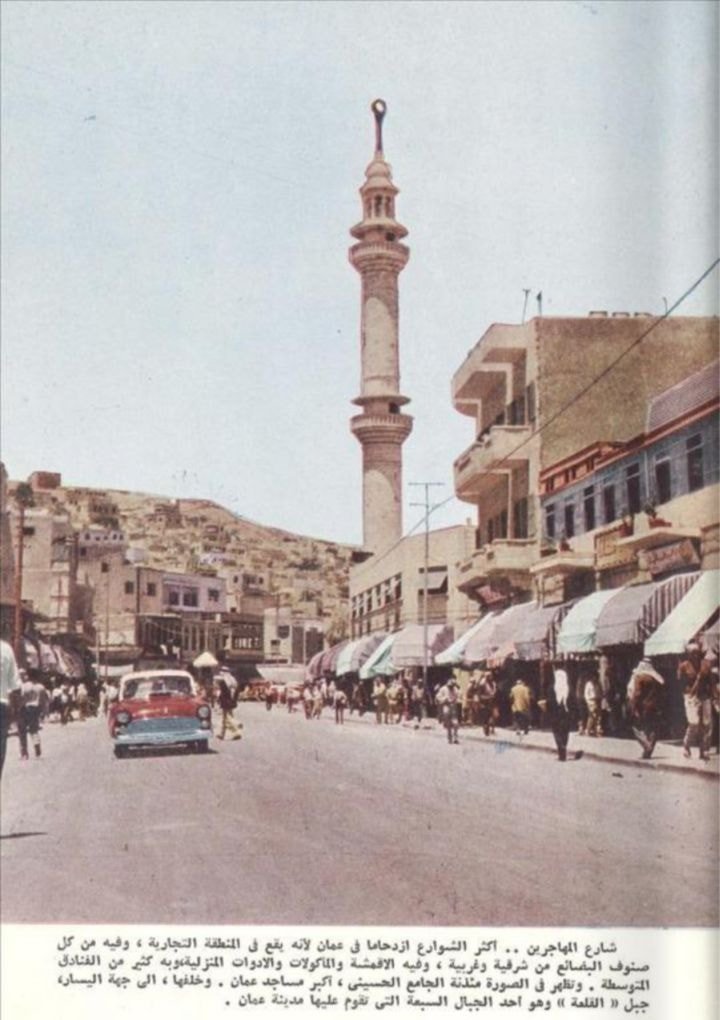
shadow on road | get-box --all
[0,831,48,841]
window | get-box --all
[182,591,198,607]
[655,458,672,504]
[583,486,596,532]
[22,526,36,537]
[146,582,157,597]
[513,497,529,539]
[168,590,180,606]
[499,509,508,539]
[603,485,616,524]
[564,502,575,539]
[487,518,495,543]
[687,434,704,492]
[101,562,110,574]
[124,581,135,595]
[526,382,536,424]
[626,463,642,514]
[208,588,220,603]
[277,625,290,639]
[545,503,556,540]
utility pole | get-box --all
[12,482,34,660]
[409,482,444,699]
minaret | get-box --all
[349,99,413,553]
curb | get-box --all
[340,712,720,781]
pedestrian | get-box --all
[583,671,603,737]
[509,677,532,735]
[408,677,426,729]
[333,686,348,725]
[215,674,242,741]
[76,681,90,720]
[387,676,404,723]
[372,678,389,724]
[678,644,713,761]
[286,685,300,713]
[435,678,461,744]
[541,662,573,762]
[302,684,313,720]
[627,657,665,759]
[17,669,48,760]
[1,640,21,777]
[477,671,498,736]
[59,683,73,724]
[312,683,324,719]
[264,683,276,711]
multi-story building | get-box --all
[533,358,719,603]
[263,606,324,665]
[451,314,718,606]
[350,524,477,639]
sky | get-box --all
[2,0,718,546]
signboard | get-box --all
[595,524,637,571]
[642,539,701,577]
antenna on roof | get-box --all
[521,289,530,323]
[536,291,543,317]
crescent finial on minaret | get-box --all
[371,98,387,154]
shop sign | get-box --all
[642,539,700,577]
[595,524,637,571]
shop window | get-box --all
[626,463,642,514]
[545,503,556,540]
[655,458,672,505]
[686,434,704,492]
[583,486,596,532]
[603,485,616,524]
[564,503,575,539]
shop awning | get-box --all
[38,641,60,671]
[306,649,325,680]
[463,601,536,664]
[515,602,574,661]
[256,665,306,687]
[435,613,500,666]
[595,572,701,648]
[318,640,349,676]
[557,588,625,654]
[644,569,720,656]
[391,624,454,669]
[360,633,397,679]
[700,618,720,655]
[335,632,387,676]
[486,600,538,664]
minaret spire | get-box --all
[349,100,413,554]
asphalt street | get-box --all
[1,705,717,926]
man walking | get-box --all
[627,657,665,759]
[1,640,21,776]
[509,677,532,735]
[17,669,48,760]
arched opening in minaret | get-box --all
[374,195,383,216]
[389,402,400,414]
[384,197,392,217]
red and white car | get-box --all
[109,670,212,758]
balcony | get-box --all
[454,425,532,501]
[456,539,537,594]
[452,324,529,416]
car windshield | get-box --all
[122,675,193,700]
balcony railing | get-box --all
[456,538,538,590]
[454,425,533,500]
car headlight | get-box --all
[115,710,131,726]
[197,704,211,720]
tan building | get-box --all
[451,314,718,604]
[350,524,477,639]
[6,506,80,634]
[349,100,413,554]
[263,605,324,665]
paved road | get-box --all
[1,705,717,926]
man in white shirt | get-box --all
[1,640,21,776]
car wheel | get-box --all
[114,745,127,759]
[196,740,210,754]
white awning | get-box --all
[435,613,500,665]
[557,588,625,654]
[644,570,720,656]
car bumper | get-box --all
[113,720,211,748]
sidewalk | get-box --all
[340,709,720,779]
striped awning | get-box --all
[359,632,397,679]
[391,624,454,669]
[645,570,720,656]
[335,632,387,676]
[595,572,701,648]
[515,602,574,661]
[318,640,349,676]
[463,601,536,664]
[306,649,325,680]
[435,613,500,666]
[557,588,625,654]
